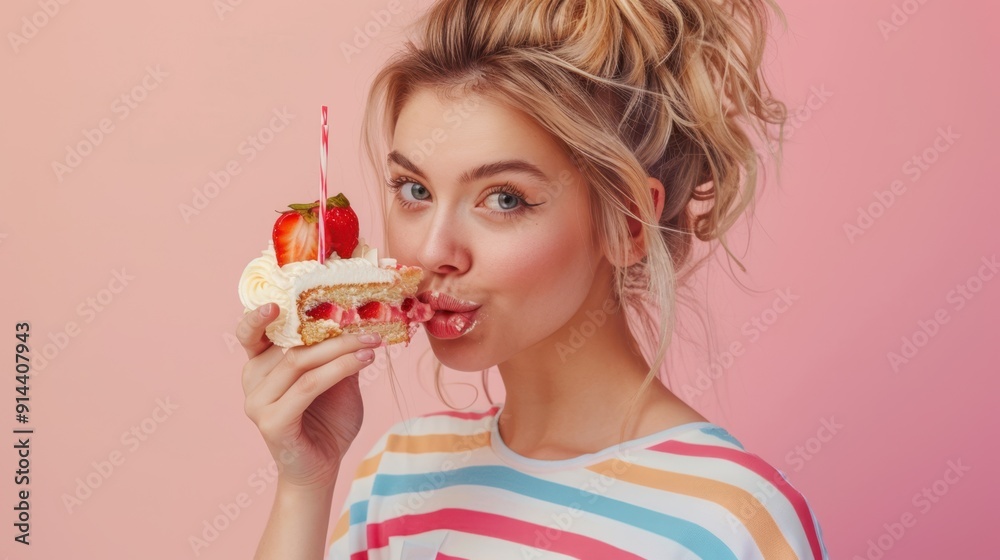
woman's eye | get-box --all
[398,181,430,203]
[484,191,521,211]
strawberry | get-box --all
[323,193,359,259]
[272,202,333,267]
[305,302,335,320]
[271,193,359,266]
[357,301,382,320]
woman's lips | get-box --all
[423,308,479,339]
[415,291,481,339]
[417,291,480,313]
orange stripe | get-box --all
[355,452,384,478]
[585,459,797,559]
[328,509,350,546]
[353,432,489,480]
[384,431,491,455]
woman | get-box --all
[239,0,829,558]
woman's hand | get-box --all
[237,303,378,490]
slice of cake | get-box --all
[237,194,432,347]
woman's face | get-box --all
[387,87,606,371]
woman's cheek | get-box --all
[493,224,593,322]
[386,213,419,263]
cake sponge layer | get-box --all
[294,266,423,346]
[300,319,410,346]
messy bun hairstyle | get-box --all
[364,0,788,436]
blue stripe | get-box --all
[370,465,736,559]
[349,500,368,526]
[700,426,745,450]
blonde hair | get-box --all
[363,0,788,440]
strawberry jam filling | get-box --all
[304,296,430,326]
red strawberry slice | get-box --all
[305,302,334,320]
[272,201,334,267]
[357,301,382,320]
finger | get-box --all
[266,350,372,426]
[237,303,278,360]
[249,333,380,406]
[241,344,286,396]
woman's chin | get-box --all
[429,352,489,373]
[425,336,496,373]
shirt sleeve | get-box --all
[725,462,831,560]
[771,467,829,560]
[326,428,393,559]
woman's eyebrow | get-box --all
[387,150,550,185]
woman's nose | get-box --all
[415,207,471,276]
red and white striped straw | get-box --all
[318,106,329,263]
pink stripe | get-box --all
[650,440,824,560]
[435,554,466,560]
[367,508,644,559]
[349,551,368,560]
[420,406,500,420]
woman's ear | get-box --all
[613,177,666,267]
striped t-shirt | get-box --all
[326,404,829,559]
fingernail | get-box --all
[261,303,274,316]
[357,333,381,344]
[354,348,375,361]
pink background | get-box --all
[2,0,997,558]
